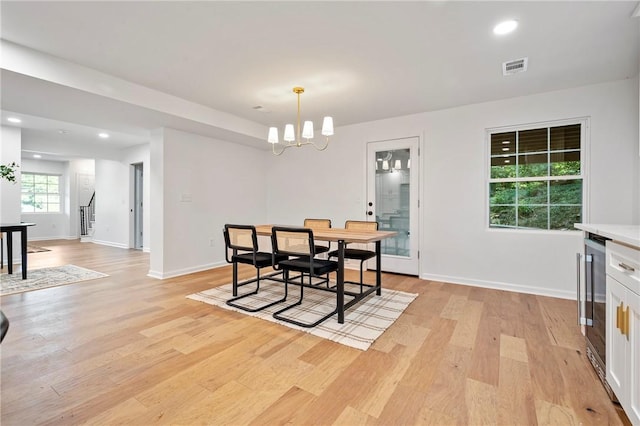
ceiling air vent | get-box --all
[502,57,528,76]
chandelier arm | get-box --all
[308,137,330,151]
[271,143,289,156]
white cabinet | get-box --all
[606,241,640,425]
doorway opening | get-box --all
[132,163,143,250]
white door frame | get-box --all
[366,136,420,275]
[129,163,144,250]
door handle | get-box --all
[617,303,622,331]
[576,253,582,325]
[623,305,630,340]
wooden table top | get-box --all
[255,224,397,243]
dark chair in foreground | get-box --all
[223,224,288,312]
[271,226,340,328]
[329,220,379,293]
[0,310,9,344]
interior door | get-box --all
[367,137,419,275]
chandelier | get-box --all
[267,87,334,156]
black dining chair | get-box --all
[328,220,379,293]
[223,224,289,312]
[270,226,340,328]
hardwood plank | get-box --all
[465,378,498,425]
[535,398,581,426]
[497,357,537,425]
[500,334,529,363]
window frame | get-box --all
[21,172,63,214]
[485,117,589,233]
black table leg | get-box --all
[376,240,382,296]
[337,239,345,324]
[20,228,27,279]
[6,232,13,275]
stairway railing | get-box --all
[80,192,95,236]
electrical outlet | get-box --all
[209,239,215,247]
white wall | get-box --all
[267,77,639,299]
[149,128,269,278]
[1,126,23,263]
[92,159,130,248]
[1,126,22,224]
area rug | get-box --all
[27,245,51,253]
[0,264,108,296]
[187,280,418,351]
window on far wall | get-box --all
[488,119,585,231]
[21,173,61,213]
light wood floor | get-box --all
[0,239,629,425]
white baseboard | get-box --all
[28,235,77,241]
[148,261,227,280]
[90,239,129,249]
[420,272,575,300]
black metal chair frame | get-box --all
[223,224,289,313]
[270,226,348,328]
[328,220,379,294]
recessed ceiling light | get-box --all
[98,133,110,139]
[7,117,22,123]
[58,129,69,134]
[493,20,518,35]
[33,154,42,159]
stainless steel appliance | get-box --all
[578,232,616,401]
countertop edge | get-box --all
[574,224,640,249]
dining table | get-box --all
[1,222,36,280]
[255,224,397,324]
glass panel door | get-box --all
[367,137,419,275]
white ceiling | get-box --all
[1,1,639,157]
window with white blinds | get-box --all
[488,120,585,231]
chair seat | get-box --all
[278,258,338,276]
[232,252,287,268]
[314,245,330,254]
[328,248,376,261]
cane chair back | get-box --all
[303,218,331,255]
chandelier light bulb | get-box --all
[322,117,334,136]
[302,121,314,139]
[283,124,295,142]
[268,127,279,144]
